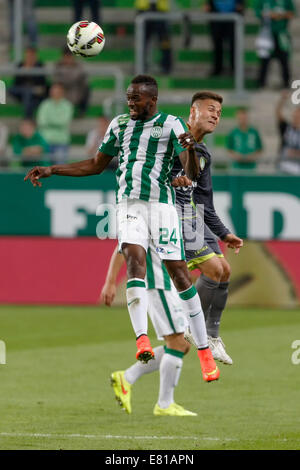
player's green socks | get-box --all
[124,346,164,384]
[179,285,208,349]
[195,274,220,321]
[207,281,229,337]
[126,278,148,338]
[157,347,184,409]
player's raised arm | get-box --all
[178,132,199,180]
[24,151,114,187]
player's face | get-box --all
[126,84,157,121]
[190,99,221,134]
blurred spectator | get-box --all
[8,0,38,47]
[37,83,74,164]
[9,46,48,118]
[276,91,300,175]
[85,116,109,157]
[72,0,102,24]
[53,47,90,117]
[226,108,263,170]
[0,124,9,167]
[255,0,296,89]
[204,0,245,77]
[12,119,49,168]
[135,0,172,75]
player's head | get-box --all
[126,75,158,121]
[188,91,223,135]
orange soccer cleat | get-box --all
[136,334,155,363]
[198,347,220,382]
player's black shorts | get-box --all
[178,205,223,271]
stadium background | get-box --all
[0,0,300,451]
[0,0,300,307]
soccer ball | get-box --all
[67,21,105,57]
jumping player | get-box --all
[172,91,243,364]
[24,75,220,383]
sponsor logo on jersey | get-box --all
[195,245,209,255]
[156,246,166,254]
[127,214,138,221]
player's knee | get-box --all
[214,264,224,281]
[220,261,231,282]
[127,258,146,278]
[208,262,223,282]
[123,247,146,279]
[167,265,191,291]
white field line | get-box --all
[0,432,298,443]
[0,432,236,442]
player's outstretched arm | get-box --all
[100,245,125,306]
[178,132,199,180]
[24,151,113,187]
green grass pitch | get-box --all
[0,305,299,450]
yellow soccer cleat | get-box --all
[110,370,132,414]
[153,402,197,417]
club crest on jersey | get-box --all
[199,156,206,171]
[151,126,163,139]
[118,114,130,126]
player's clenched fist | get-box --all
[24,166,52,187]
[171,175,193,187]
[178,132,195,149]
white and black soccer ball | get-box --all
[67,21,105,57]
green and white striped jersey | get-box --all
[99,112,187,205]
[146,243,175,292]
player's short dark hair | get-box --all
[191,91,223,106]
[131,75,158,96]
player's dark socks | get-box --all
[195,274,219,321]
[207,281,229,337]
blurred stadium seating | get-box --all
[0,0,299,168]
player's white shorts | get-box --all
[117,199,185,261]
[147,288,188,340]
